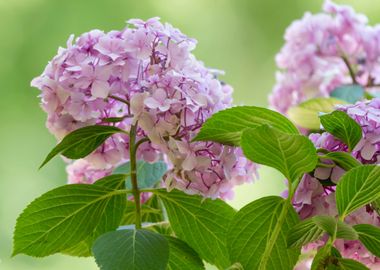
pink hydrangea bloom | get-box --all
[270,0,380,114]
[66,159,111,184]
[31,17,257,199]
[294,99,380,268]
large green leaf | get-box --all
[313,216,337,238]
[94,174,127,189]
[336,165,380,218]
[226,263,244,270]
[241,125,317,182]
[154,189,235,269]
[319,110,362,151]
[311,245,331,270]
[13,184,126,257]
[40,125,124,168]
[92,229,169,270]
[354,224,380,257]
[113,160,167,189]
[193,106,298,146]
[145,222,173,236]
[287,97,346,130]
[313,216,357,240]
[337,258,369,270]
[122,197,163,225]
[287,218,324,248]
[166,236,205,270]
[228,196,300,270]
[335,221,358,240]
[311,248,368,270]
[330,84,364,104]
[61,174,128,257]
[322,152,361,171]
[372,198,380,216]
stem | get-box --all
[109,95,130,106]
[324,223,338,259]
[129,124,142,229]
[341,55,357,84]
[135,137,150,150]
[317,162,335,168]
[317,148,330,154]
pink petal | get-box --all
[361,142,376,160]
[91,80,110,98]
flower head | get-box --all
[270,0,380,114]
[32,17,257,199]
[294,99,380,267]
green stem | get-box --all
[135,137,150,149]
[109,95,130,106]
[317,148,330,154]
[317,162,335,168]
[129,124,142,229]
[341,55,357,84]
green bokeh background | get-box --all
[1,0,379,269]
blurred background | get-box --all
[1,0,379,269]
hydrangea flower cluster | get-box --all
[294,99,380,268]
[31,17,257,199]
[270,0,380,114]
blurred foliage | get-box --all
[0,0,379,269]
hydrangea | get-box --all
[31,17,257,199]
[270,0,380,114]
[294,99,380,268]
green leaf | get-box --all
[336,221,358,240]
[122,198,163,225]
[61,240,93,257]
[226,263,244,270]
[227,196,300,270]
[287,218,324,248]
[166,236,205,270]
[319,110,362,151]
[313,216,358,240]
[113,160,167,189]
[94,174,127,190]
[313,216,337,237]
[40,125,124,168]
[331,247,342,258]
[337,258,369,270]
[336,165,380,218]
[311,245,331,270]
[354,224,380,257]
[145,222,173,236]
[311,250,365,270]
[322,152,361,171]
[61,174,128,257]
[92,229,169,270]
[241,125,318,182]
[330,84,365,104]
[154,189,235,269]
[193,106,299,146]
[287,97,346,130]
[13,184,126,257]
[372,198,380,216]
